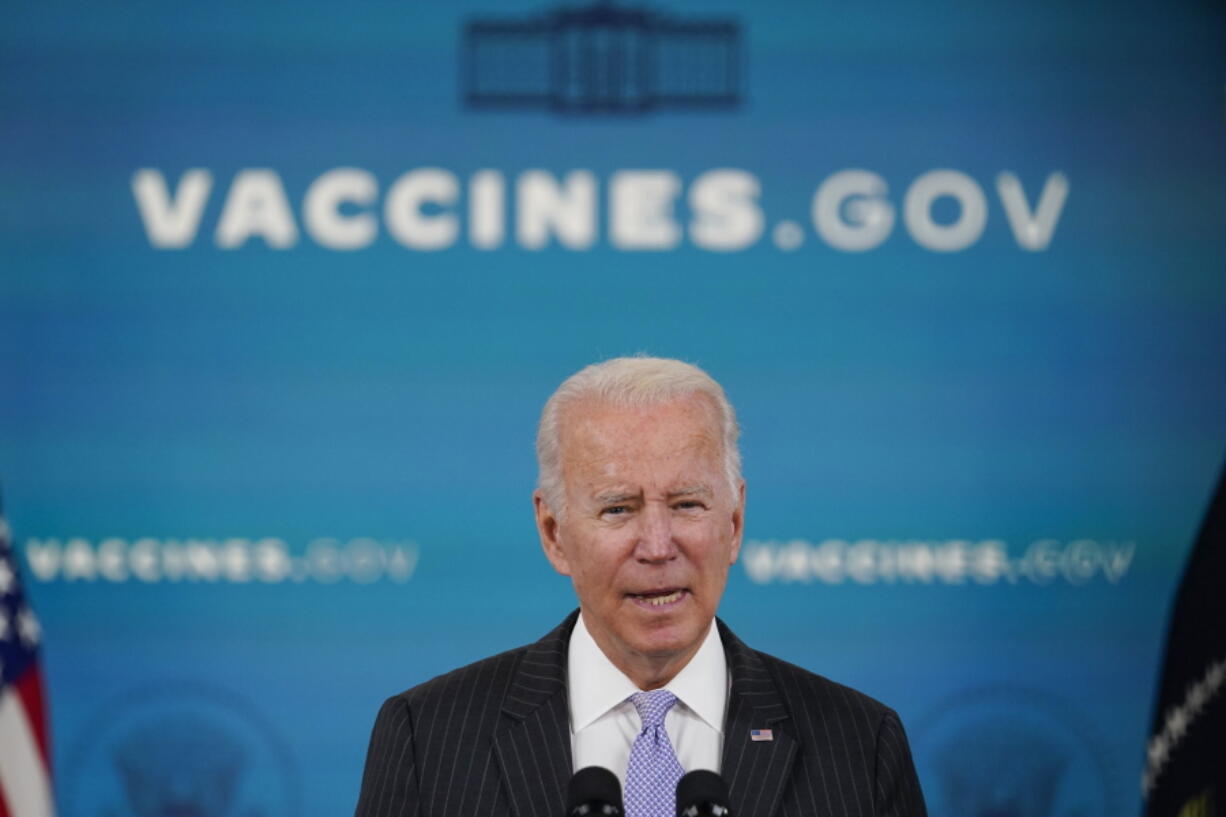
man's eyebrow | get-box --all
[594,491,640,505]
[667,485,713,499]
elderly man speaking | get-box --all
[355,357,926,817]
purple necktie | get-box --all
[624,690,685,817]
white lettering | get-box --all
[131,166,1071,255]
[469,170,505,250]
[345,538,384,584]
[307,538,344,583]
[184,539,223,581]
[303,168,378,250]
[741,544,777,584]
[1103,542,1136,583]
[971,540,1009,583]
[896,543,936,583]
[904,169,988,252]
[812,170,894,252]
[1024,539,1061,583]
[516,171,596,250]
[222,539,252,582]
[996,171,1069,251]
[847,540,878,584]
[739,537,1132,586]
[254,538,292,582]
[161,541,188,581]
[688,169,762,251]
[64,538,96,581]
[778,539,812,582]
[811,540,846,584]
[386,543,419,583]
[132,169,213,248]
[1062,538,1101,584]
[23,536,421,584]
[609,171,681,250]
[214,169,298,248]
[97,538,128,582]
[130,538,160,581]
[385,168,459,250]
[24,540,61,581]
[934,540,969,583]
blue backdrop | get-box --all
[2,1,1225,815]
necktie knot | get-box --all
[630,689,678,731]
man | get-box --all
[355,357,926,817]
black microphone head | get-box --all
[676,769,731,817]
[568,766,623,817]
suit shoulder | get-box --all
[744,650,927,815]
[377,612,575,719]
[751,648,898,724]
[387,643,531,709]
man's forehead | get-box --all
[557,397,725,492]
[559,394,722,443]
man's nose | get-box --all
[635,502,678,562]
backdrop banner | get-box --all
[2,2,1225,816]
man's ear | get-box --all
[534,490,571,576]
[728,480,746,565]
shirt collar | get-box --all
[567,611,727,734]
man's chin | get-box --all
[621,621,704,662]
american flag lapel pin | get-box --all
[750,729,773,742]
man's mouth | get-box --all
[628,589,689,608]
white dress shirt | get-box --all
[567,612,728,780]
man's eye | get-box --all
[674,500,704,511]
[602,505,630,516]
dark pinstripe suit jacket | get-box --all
[355,611,926,817]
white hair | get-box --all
[536,356,742,515]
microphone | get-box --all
[676,770,731,817]
[567,766,623,817]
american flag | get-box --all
[0,508,54,817]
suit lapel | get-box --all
[493,612,577,817]
[719,620,798,817]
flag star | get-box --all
[0,561,13,594]
[17,607,40,646]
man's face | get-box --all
[535,395,745,683]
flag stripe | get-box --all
[13,668,50,769]
[0,686,54,817]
